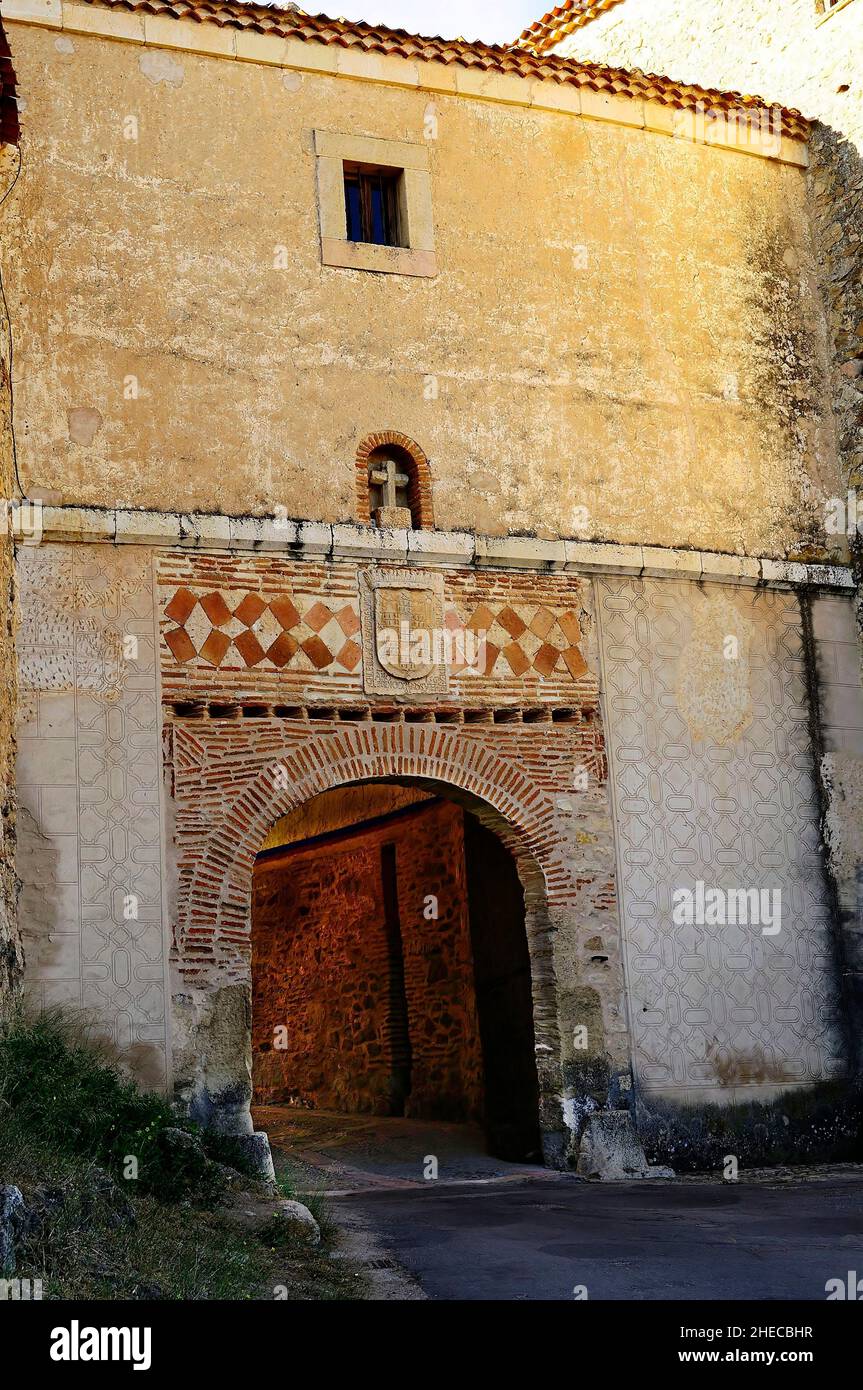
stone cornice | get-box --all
[8,504,855,591]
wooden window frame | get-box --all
[816,0,856,19]
[343,162,404,248]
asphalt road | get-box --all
[331,1175,863,1301]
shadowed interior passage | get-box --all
[251,784,542,1161]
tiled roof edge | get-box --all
[0,0,811,144]
[517,1,631,55]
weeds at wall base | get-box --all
[637,1081,863,1172]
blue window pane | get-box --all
[345,181,362,241]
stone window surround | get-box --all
[8,504,855,593]
[314,130,436,278]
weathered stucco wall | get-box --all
[0,18,845,557]
[555,0,863,543]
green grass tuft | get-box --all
[0,1009,364,1300]
[0,1008,225,1204]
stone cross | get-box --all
[370,457,409,508]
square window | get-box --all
[344,164,404,248]
[314,130,436,278]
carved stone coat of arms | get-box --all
[359,568,448,697]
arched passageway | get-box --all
[250,780,544,1163]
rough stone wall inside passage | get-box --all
[0,21,845,557]
[395,801,484,1120]
[251,799,484,1120]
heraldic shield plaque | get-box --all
[359,568,448,697]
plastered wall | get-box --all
[15,541,170,1083]
[0,18,846,557]
[555,0,863,555]
[0,141,19,1017]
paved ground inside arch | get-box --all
[255,1106,863,1301]
[253,1105,549,1193]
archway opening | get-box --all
[250,779,543,1165]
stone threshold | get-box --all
[9,504,855,591]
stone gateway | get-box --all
[1,0,862,1177]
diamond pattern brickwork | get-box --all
[448,599,588,680]
[158,554,599,706]
[163,586,362,674]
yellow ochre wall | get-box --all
[0,12,845,556]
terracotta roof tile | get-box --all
[75,0,811,142]
[516,1,631,56]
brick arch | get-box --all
[179,721,573,979]
[355,430,434,527]
[178,719,570,1160]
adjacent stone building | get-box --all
[1,0,862,1172]
[521,0,863,545]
